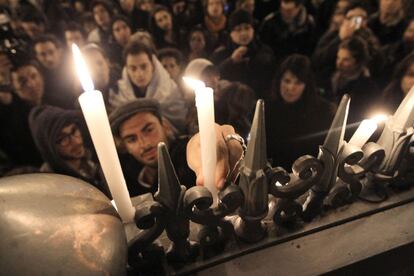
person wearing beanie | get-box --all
[28,105,109,195]
[210,9,276,99]
[109,98,243,197]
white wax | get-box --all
[195,87,218,206]
[348,119,377,148]
[79,91,135,222]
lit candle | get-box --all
[72,44,135,222]
[348,115,388,148]
[183,77,218,206]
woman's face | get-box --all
[336,48,358,75]
[190,31,206,52]
[113,20,131,46]
[401,63,414,95]
[280,71,305,103]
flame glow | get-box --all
[371,114,388,124]
[72,44,94,92]
[183,76,205,91]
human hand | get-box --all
[339,19,356,40]
[187,124,244,190]
[231,46,248,63]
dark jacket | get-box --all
[210,39,276,99]
[120,136,196,197]
[0,95,43,167]
[259,7,316,61]
[368,13,408,46]
[265,96,335,170]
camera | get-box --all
[351,16,363,30]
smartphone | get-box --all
[352,16,362,30]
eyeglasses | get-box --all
[55,127,82,147]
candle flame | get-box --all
[371,114,388,124]
[183,76,205,90]
[72,43,94,92]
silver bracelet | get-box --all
[225,134,247,154]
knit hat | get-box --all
[228,9,253,31]
[109,98,162,136]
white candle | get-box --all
[183,77,218,206]
[72,44,135,222]
[348,119,378,148]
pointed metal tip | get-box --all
[156,142,181,210]
[323,94,350,155]
[244,99,267,171]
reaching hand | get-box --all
[231,46,249,63]
[187,124,244,190]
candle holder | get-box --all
[302,94,350,221]
[127,143,198,271]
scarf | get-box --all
[204,15,226,34]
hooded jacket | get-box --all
[28,105,106,192]
[110,55,188,132]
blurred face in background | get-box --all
[380,0,402,17]
[207,0,224,18]
[55,124,86,160]
[65,30,85,48]
[280,0,301,23]
[34,41,62,70]
[112,20,131,46]
[12,65,44,105]
[84,50,110,90]
[190,31,206,53]
[280,71,305,103]
[20,21,45,39]
[230,23,254,46]
[93,4,111,29]
[154,10,173,31]
[401,63,414,95]
[240,0,255,15]
[336,48,359,76]
[403,21,414,44]
[138,0,154,12]
[160,56,181,81]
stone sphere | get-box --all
[0,173,128,275]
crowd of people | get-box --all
[1,0,414,197]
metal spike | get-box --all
[244,99,267,172]
[323,94,350,156]
[154,142,181,211]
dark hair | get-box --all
[281,0,304,6]
[19,7,46,24]
[150,5,174,42]
[90,0,114,16]
[339,37,369,66]
[33,34,62,49]
[123,40,154,62]
[157,48,184,65]
[110,15,131,38]
[382,53,414,106]
[11,59,42,75]
[271,54,317,104]
[64,22,86,37]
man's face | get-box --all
[336,48,358,75]
[241,0,255,14]
[126,53,154,90]
[112,20,131,46]
[65,30,85,48]
[160,56,181,80]
[280,1,301,23]
[84,50,110,90]
[380,0,402,15]
[21,21,45,39]
[154,10,173,31]
[55,123,86,160]
[93,4,111,28]
[230,23,254,46]
[207,0,223,18]
[12,65,44,105]
[119,112,167,167]
[34,41,62,70]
